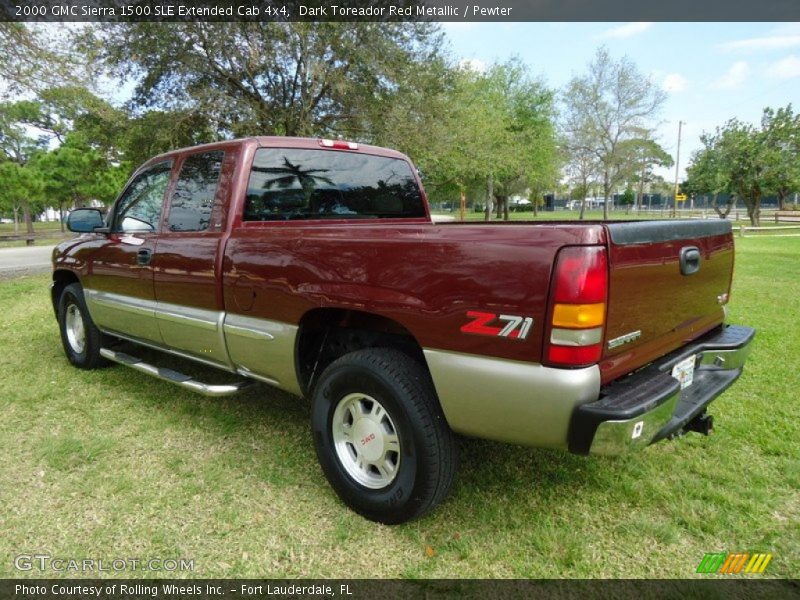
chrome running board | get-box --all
[99,348,254,397]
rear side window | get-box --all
[167,151,224,232]
[244,148,425,221]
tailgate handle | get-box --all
[679,246,701,275]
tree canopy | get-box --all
[562,48,666,219]
[685,105,800,226]
[93,22,447,140]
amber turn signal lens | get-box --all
[551,303,605,329]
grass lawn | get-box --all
[0,236,797,579]
[0,221,73,248]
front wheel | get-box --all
[311,348,457,524]
[57,282,110,369]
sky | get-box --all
[442,22,800,180]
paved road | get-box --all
[0,244,56,278]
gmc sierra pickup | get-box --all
[53,137,754,523]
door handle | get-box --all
[137,248,152,266]
[679,246,701,275]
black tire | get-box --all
[311,347,458,524]
[57,282,110,369]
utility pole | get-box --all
[672,120,684,218]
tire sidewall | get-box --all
[57,284,99,368]
[312,360,430,522]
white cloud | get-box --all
[458,58,488,73]
[662,73,688,93]
[718,35,800,53]
[767,55,800,79]
[711,62,749,90]
[597,22,653,40]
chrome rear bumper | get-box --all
[569,324,755,456]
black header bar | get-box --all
[1,0,799,22]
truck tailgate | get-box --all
[600,220,734,384]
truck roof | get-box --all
[139,136,411,170]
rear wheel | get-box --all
[311,347,457,524]
[57,283,109,369]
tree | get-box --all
[685,134,735,219]
[695,120,774,226]
[620,186,635,213]
[562,48,666,219]
[0,101,47,164]
[1,89,129,232]
[32,145,127,230]
[0,162,44,235]
[761,105,800,211]
[717,121,775,226]
[619,134,673,211]
[565,145,599,219]
[425,60,557,221]
[93,23,446,139]
[0,24,90,97]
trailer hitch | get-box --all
[685,411,714,436]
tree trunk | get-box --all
[503,197,509,221]
[23,202,34,236]
[12,206,20,235]
[603,171,610,220]
[484,174,493,222]
[459,189,466,222]
[579,197,586,220]
[711,194,734,219]
[637,162,646,212]
[746,195,761,227]
[777,189,787,211]
[495,195,502,219]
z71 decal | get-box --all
[460,311,534,340]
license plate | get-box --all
[671,354,696,389]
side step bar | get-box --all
[100,348,254,397]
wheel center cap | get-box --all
[353,418,383,462]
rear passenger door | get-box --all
[152,147,238,367]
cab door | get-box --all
[83,161,173,343]
[152,148,236,367]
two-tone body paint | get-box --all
[52,136,734,449]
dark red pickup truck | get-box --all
[53,137,754,523]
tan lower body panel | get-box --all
[423,348,601,449]
[83,288,301,396]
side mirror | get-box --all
[67,208,105,233]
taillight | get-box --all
[544,246,608,367]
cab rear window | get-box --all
[244,148,425,221]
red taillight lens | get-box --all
[553,246,607,303]
[545,246,609,368]
[547,343,603,365]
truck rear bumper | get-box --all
[568,324,755,456]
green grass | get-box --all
[0,237,798,579]
[0,221,72,247]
